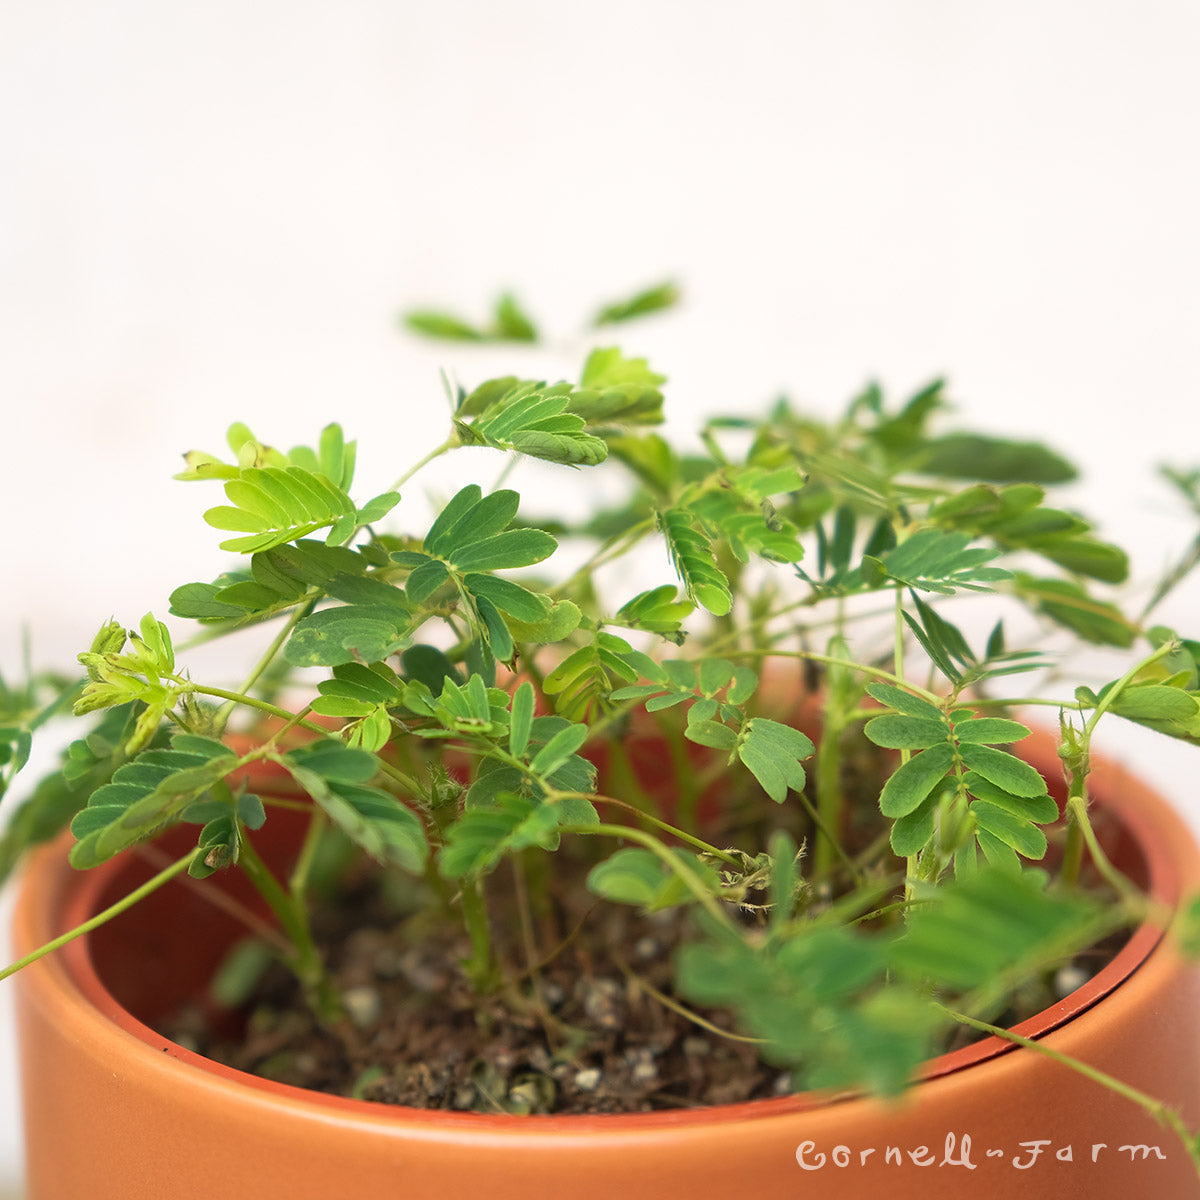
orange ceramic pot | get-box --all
[12,732,1200,1199]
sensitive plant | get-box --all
[4,284,1200,1160]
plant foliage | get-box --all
[4,292,1200,1160]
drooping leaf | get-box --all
[737,718,815,803]
[659,507,732,615]
[69,736,238,869]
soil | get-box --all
[162,863,789,1115]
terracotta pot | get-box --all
[12,731,1200,1199]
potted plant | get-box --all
[5,284,1200,1199]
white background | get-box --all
[1,2,1199,1192]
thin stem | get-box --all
[287,807,328,910]
[0,852,193,983]
[892,586,918,907]
[1084,639,1178,738]
[552,516,657,597]
[938,1003,1200,1177]
[1066,794,1145,904]
[560,821,737,930]
[375,756,425,798]
[557,791,743,869]
[754,649,943,704]
[214,600,317,732]
[237,833,341,1022]
[611,948,763,1044]
[389,434,459,493]
[190,687,327,733]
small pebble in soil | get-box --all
[342,986,383,1029]
[574,1067,602,1092]
[625,1048,658,1083]
[539,981,566,1009]
[634,937,659,961]
[581,978,625,1029]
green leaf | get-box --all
[890,793,938,856]
[69,737,238,868]
[508,681,535,760]
[283,740,379,784]
[491,292,538,341]
[284,604,412,667]
[1108,684,1200,722]
[864,714,949,750]
[916,434,1077,484]
[586,847,717,912]
[1013,574,1135,648]
[203,467,361,554]
[971,800,1047,859]
[406,558,450,605]
[529,722,589,778]
[737,718,815,803]
[866,529,1008,595]
[877,743,955,818]
[612,585,694,642]
[450,528,558,572]
[400,645,461,696]
[581,345,665,387]
[586,848,666,907]
[591,281,680,326]
[463,574,550,622]
[865,683,945,722]
[963,772,1059,823]
[403,310,486,341]
[541,633,639,721]
[321,782,428,871]
[424,484,484,553]
[685,718,738,750]
[463,385,609,466]
[660,507,732,615]
[891,867,1096,992]
[958,744,1047,798]
[502,598,582,644]
[952,717,1031,745]
[439,793,560,879]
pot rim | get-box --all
[12,728,1193,1134]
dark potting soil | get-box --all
[162,870,789,1115]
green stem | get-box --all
[892,586,919,907]
[287,807,327,909]
[561,821,737,930]
[214,600,317,732]
[389,434,459,492]
[552,517,657,597]
[237,833,342,1022]
[756,649,943,703]
[566,791,744,869]
[1066,793,1144,904]
[459,879,498,992]
[0,852,193,983]
[189,687,327,733]
[1084,639,1178,738]
[375,756,426,798]
[938,1003,1200,1177]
